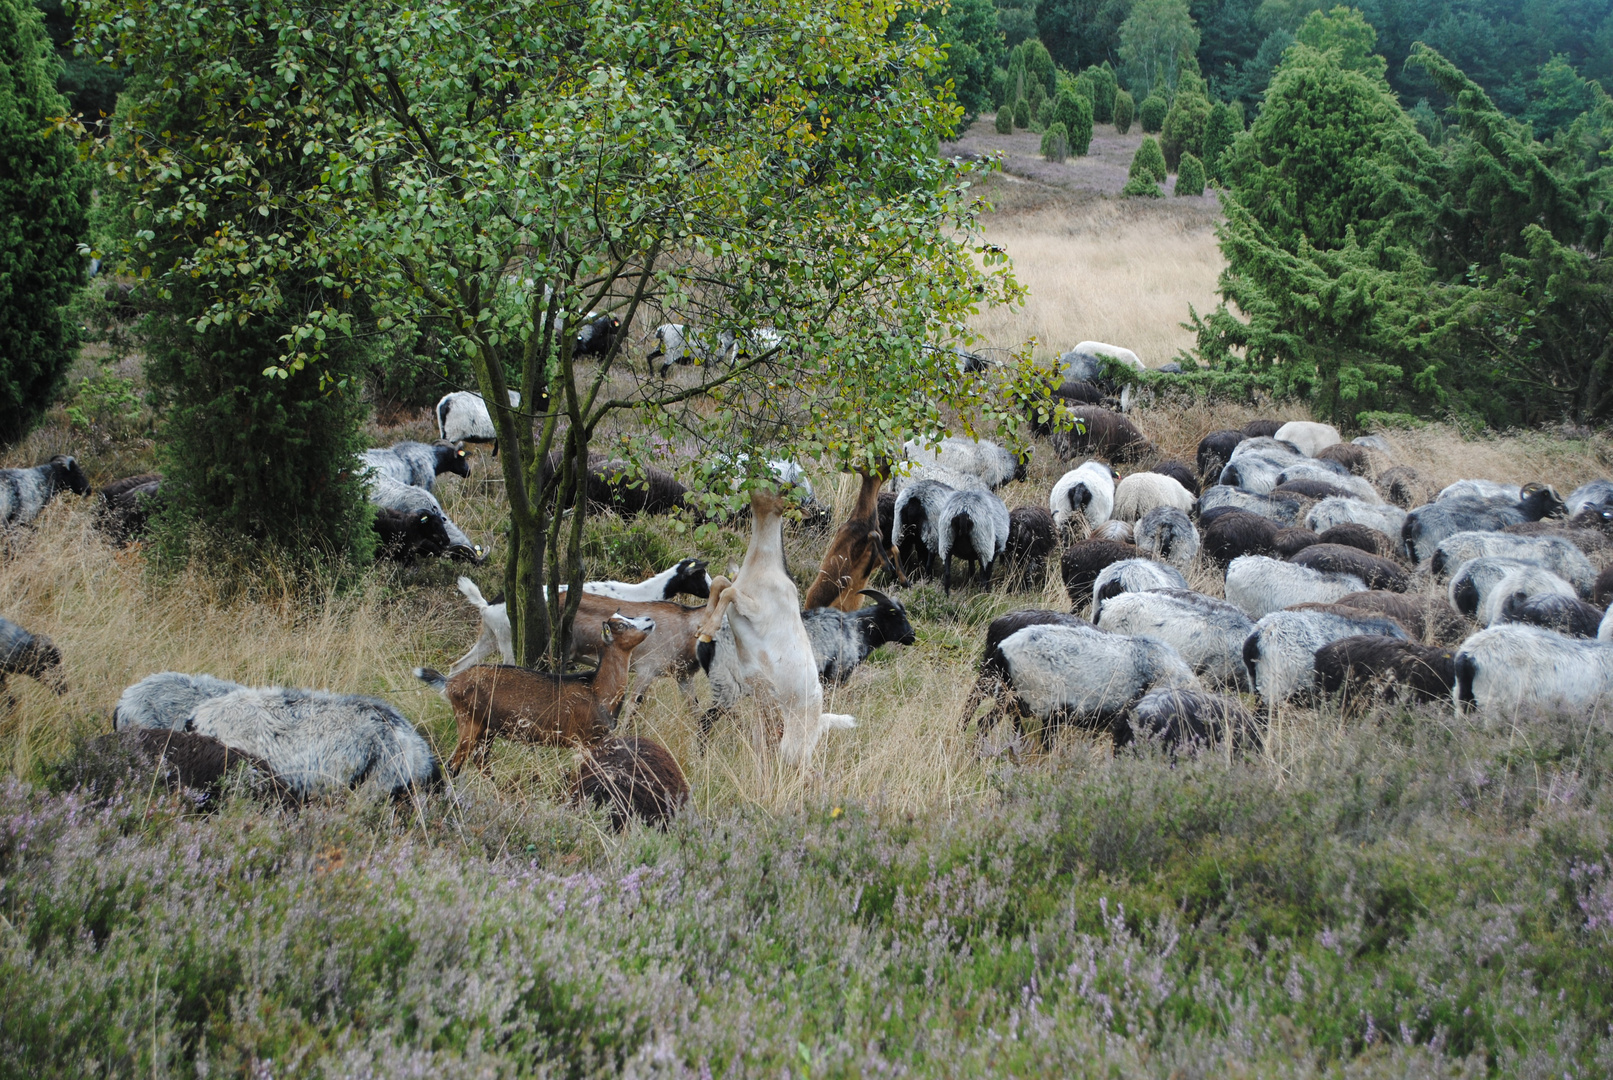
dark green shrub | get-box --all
[1129,135,1167,183]
[1027,80,1045,122]
[994,106,1013,134]
[1088,64,1117,124]
[1013,97,1030,128]
[1175,152,1205,196]
[1200,100,1242,180]
[0,0,89,443]
[1113,89,1134,134]
[1139,93,1167,133]
[1072,71,1094,108]
[1040,122,1069,163]
[1160,72,1212,170]
[1055,89,1094,156]
[990,67,1010,110]
[1035,96,1053,130]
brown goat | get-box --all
[803,470,907,611]
[418,613,654,775]
[565,578,730,707]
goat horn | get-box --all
[858,588,895,607]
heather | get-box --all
[5,705,1613,1076]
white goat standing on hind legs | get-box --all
[696,489,856,766]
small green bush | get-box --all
[1036,96,1054,129]
[1121,175,1163,197]
[1129,135,1167,183]
[1139,94,1167,133]
[1175,152,1205,196]
[1040,122,1069,163]
[994,106,1013,134]
[1113,89,1134,134]
[1013,97,1030,128]
[1058,90,1093,155]
[1200,100,1242,180]
[1088,65,1117,124]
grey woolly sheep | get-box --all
[1112,471,1195,523]
[1224,554,1367,619]
[1277,461,1376,501]
[1218,438,1308,493]
[1243,608,1409,710]
[1447,557,1552,619]
[1566,479,1613,517]
[1197,485,1304,526]
[435,390,522,455]
[936,487,1010,593]
[360,440,470,493]
[0,616,65,700]
[903,436,1025,489]
[1476,566,1578,628]
[893,478,954,579]
[1439,479,1521,502]
[1455,625,1613,719]
[1432,531,1595,595]
[1090,558,1189,620]
[1096,588,1254,689]
[1115,688,1259,754]
[0,455,89,528]
[113,671,247,732]
[1403,486,1565,563]
[1133,506,1198,570]
[1305,497,1407,540]
[366,471,481,561]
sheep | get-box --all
[1090,558,1189,620]
[980,609,1091,658]
[1150,460,1200,497]
[1454,625,1613,719]
[1050,406,1154,464]
[1242,419,1285,438]
[1601,605,1613,640]
[1133,506,1198,570]
[1440,479,1521,502]
[935,487,1010,593]
[647,323,737,375]
[538,451,691,518]
[1224,554,1368,620]
[1566,479,1613,517]
[0,455,89,528]
[0,616,65,700]
[1312,636,1457,705]
[1275,461,1379,502]
[1061,340,1146,383]
[1202,511,1300,566]
[1060,539,1137,608]
[1432,532,1595,595]
[1305,497,1407,540]
[1242,608,1409,710]
[1352,434,1394,453]
[447,559,711,674]
[1218,438,1308,493]
[1096,589,1254,689]
[1374,465,1436,509]
[573,313,621,358]
[1271,477,1360,503]
[360,440,470,493]
[693,490,855,766]
[1402,485,1566,563]
[1049,461,1116,533]
[1313,590,1467,645]
[95,473,162,544]
[892,478,954,579]
[1197,485,1304,526]
[113,672,248,732]
[1093,520,1134,543]
[65,729,286,806]
[436,390,522,456]
[1313,442,1373,476]
[1112,471,1194,523]
[1496,592,1605,638]
[804,470,904,611]
[1315,522,1396,557]
[418,613,654,775]
[366,472,480,560]
[1446,557,1556,619]
[1272,421,1341,456]
[1505,512,1613,558]
[800,590,915,683]
[1477,566,1578,628]
[1028,379,1121,436]
[188,685,440,799]
[877,491,896,548]
[1597,565,1613,607]
[1114,688,1259,754]
[961,622,1198,737]
[903,436,1024,489]
[1004,507,1057,585]
[1196,430,1246,481]
[1288,544,1410,592]
[570,737,688,831]
[372,506,452,563]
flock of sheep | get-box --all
[8,336,1613,830]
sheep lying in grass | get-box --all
[58,729,288,808]
[0,455,89,528]
[1455,625,1613,720]
[113,671,247,731]
[436,390,522,456]
[1096,589,1253,690]
[366,472,481,561]
[0,616,65,701]
[361,440,470,493]
[570,737,688,831]
[1114,688,1259,754]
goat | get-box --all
[935,487,1010,593]
[570,736,687,831]
[1114,688,1259,754]
[0,455,89,528]
[436,390,522,456]
[1096,588,1253,690]
[0,616,65,700]
[1272,421,1340,456]
[694,490,855,766]
[360,440,470,493]
[1288,544,1409,592]
[1313,636,1457,705]
[418,613,654,775]
[803,470,905,611]
[95,473,162,545]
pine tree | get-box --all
[1123,135,1167,195]
[0,0,88,443]
[1113,90,1135,134]
[1139,93,1167,133]
[1175,152,1205,195]
[1160,70,1212,170]
[1040,122,1068,162]
[1054,88,1093,155]
[994,105,1013,134]
[1013,97,1030,128]
[1200,100,1241,181]
[1087,64,1116,124]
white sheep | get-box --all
[1096,588,1254,690]
[113,671,248,731]
[360,440,470,493]
[1133,506,1199,570]
[1272,421,1341,457]
[1049,461,1115,532]
[1432,531,1595,596]
[695,490,855,766]
[1455,625,1613,720]
[903,436,1023,489]
[1112,471,1195,523]
[1243,608,1409,711]
[935,487,1010,593]
[435,390,523,455]
[1439,479,1521,502]
[1090,558,1190,619]
[1305,497,1407,539]
[1224,554,1367,620]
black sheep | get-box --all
[1314,442,1373,475]
[1050,406,1154,464]
[95,472,163,545]
[573,314,621,358]
[1503,518,1613,559]
[1322,590,1467,645]
[1274,527,1320,557]
[1313,636,1456,704]
[1004,506,1056,585]
[1202,510,1280,565]
[1150,459,1200,496]
[876,491,897,550]
[1289,543,1410,592]
[542,451,690,517]
[1060,539,1136,607]
[1113,688,1259,754]
[1027,379,1117,436]
[1196,430,1246,480]
[59,729,287,807]
[1242,419,1284,438]
[1316,522,1395,558]
[1271,478,1358,502]
[1597,565,1613,608]
[571,736,688,831]
[1497,592,1605,638]
[372,506,452,562]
